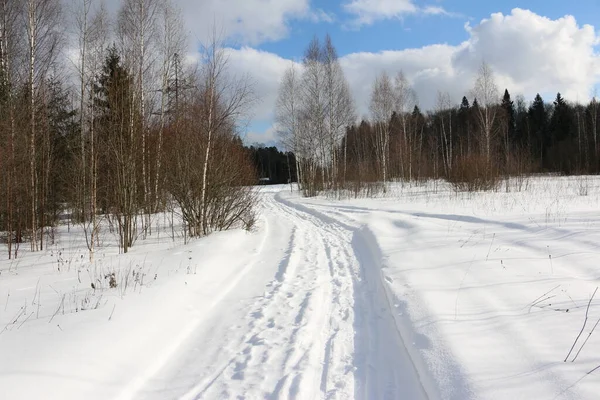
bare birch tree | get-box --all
[276,63,303,188]
[370,71,394,185]
[323,34,355,189]
[299,37,326,195]
[589,92,598,162]
[471,61,499,163]
[436,91,453,176]
[72,0,92,224]
[198,29,254,235]
[276,36,354,196]
[393,71,416,179]
[0,0,22,258]
[154,0,185,211]
[73,1,109,260]
[25,0,62,251]
[117,0,159,219]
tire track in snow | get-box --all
[178,218,308,399]
[181,193,357,399]
[275,193,431,400]
[269,195,357,399]
[181,190,429,400]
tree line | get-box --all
[0,0,255,259]
[276,37,600,196]
[246,146,297,185]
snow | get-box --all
[1,177,600,399]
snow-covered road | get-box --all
[140,189,431,400]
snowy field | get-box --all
[1,176,600,399]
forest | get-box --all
[246,146,297,185]
[0,0,255,259]
[1,0,598,260]
[276,36,600,197]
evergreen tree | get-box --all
[514,95,528,149]
[457,96,471,155]
[528,94,548,166]
[44,76,78,218]
[411,105,425,129]
[93,45,138,252]
[248,146,297,184]
[501,89,516,143]
[93,46,133,125]
[547,92,576,172]
[549,92,572,144]
[471,98,481,152]
[389,111,401,140]
[585,98,600,171]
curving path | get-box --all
[170,190,429,400]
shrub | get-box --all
[447,154,500,192]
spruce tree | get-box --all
[93,45,137,252]
[528,94,548,166]
[501,89,516,143]
[45,76,78,219]
[550,92,573,144]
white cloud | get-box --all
[342,8,600,114]
[343,0,452,27]
[344,0,416,26]
[103,0,320,46]
[190,0,309,45]
[423,6,462,18]
[423,6,445,15]
[243,125,279,146]
[76,1,315,146]
[453,9,600,102]
[237,8,600,143]
[223,48,302,146]
[87,5,600,144]
[224,47,302,122]
[340,44,463,116]
[309,8,336,24]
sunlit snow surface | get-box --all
[1,176,599,399]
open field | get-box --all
[1,176,600,399]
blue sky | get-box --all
[135,0,599,145]
[257,1,600,59]
[229,1,600,145]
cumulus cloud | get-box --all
[342,8,600,114]
[224,47,302,122]
[101,0,322,47]
[340,44,463,116]
[189,0,308,45]
[243,125,280,146]
[91,5,600,144]
[239,8,600,143]
[454,9,600,102]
